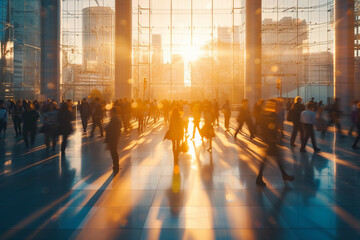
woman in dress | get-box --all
[165,107,184,163]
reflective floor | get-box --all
[0,117,360,240]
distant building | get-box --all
[0,0,41,100]
[61,6,115,101]
[82,6,114,74]
[262,17,309,99]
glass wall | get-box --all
[0,0,41,100]
[262,0,334,103]
[133,0,245,104]
[60,0,341,104]
[62,0,115,101]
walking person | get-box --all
[316,104,327,136]
[182,101,191,135]
[164,107,184,163]
[22,102,39,147]
[253,99,264,134]
[276,99,286,137]
[222,100,231,131]
[300,103,320,153]
[213,99,220,127]
[12,100,24,137]
[90,98,104,138]
[288,96,305,147]
[326,98,343,135]
[57,102,73,156]
[352,103,360,149]
[0,100,7,139]
[42,102,58,151]
[79,98,90,134]
[191,102,202,140]
[349,99,358,136]
[105,107,121,173]
[200,102,215,152]
[256,99,295,187]
[234,99,255,139]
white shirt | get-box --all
[300,110,316,125]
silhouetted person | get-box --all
[326,98,342,134]
[12,100,23,137]
[79,98,90,134]
[300,103,320,153]
[352,103,360,149]
[276,99,285,137]
[57,102,73,156]
[123,98,132,131]
[0,100,8,139]
[234,99,255,139]
[42,102,58,151]
[289,96,305,147]
[256,99,294,187]
[22,102,39,147]
[213,99,220,127]
[163,99,170,124]
[222,100,231,131]
[200,101,215,152]
[182,101,191,135]
[349,99,358,136]
[191,102,201,140]
[105,107,121,173]
[91,98,104,138]
[165,107,184,163]
[253,99,264,134]
[316,105,327,136]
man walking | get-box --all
[105,107,121,173]
[289,96,305,147]
[79,98,90,134]
[300,103,320,153]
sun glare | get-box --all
[180,46,201,62]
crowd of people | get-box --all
[0,95,359,186]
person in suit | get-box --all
[57,102,73,155]
[79,98,90,134]
[105,107,121,173]
[22,102,39,147]
[289,96,305,147]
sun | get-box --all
[180,46,201,62]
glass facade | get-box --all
[0,0,41,100]
[1,0,359,102]
[133,0,246,104]
[262,0,334,102]
[61,0,115,101]
[133,0,335,103]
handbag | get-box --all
[180,141,189,153]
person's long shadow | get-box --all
[193,141,231,231]
[156,164,185,240]
[255,185,290,239]
[0,155,78,239]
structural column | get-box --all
[41,0,61,101]
[245,0,262,107]
[334,0,354,113]
[115,0,132,99]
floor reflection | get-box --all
[0,117,360,239]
